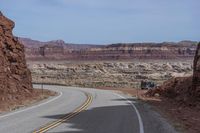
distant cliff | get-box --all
[83,41,197,60]
[19,38,198,61]
[19,38,102,60]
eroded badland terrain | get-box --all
[28,60,193,88]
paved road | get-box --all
[0,85,179,133]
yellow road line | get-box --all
[38,95,92,132]
[33,93,93,133]
[36,95,92,132]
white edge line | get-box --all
[114,93,144,133]
[0,91,63,119]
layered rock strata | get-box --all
[20,38,197,61]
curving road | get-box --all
[0,85,179,133]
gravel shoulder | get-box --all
[0,88,56,114]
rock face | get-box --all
[192,42,200,100]
[0,12,32,102]
[19,38,197,61]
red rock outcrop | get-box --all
[192,42,200,101]
[146,42,200,105]
[0,12,32,104]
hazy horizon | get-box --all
[19,37,198,45]
[0,0,199,44]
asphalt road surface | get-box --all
[0,84,179,133]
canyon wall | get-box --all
[19,38,197,61]
[0,12,32,102]
[79,42,197,60]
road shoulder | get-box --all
[0,88,57,116]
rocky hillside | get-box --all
[0,12,44,111]
[192,43,200,101]
[20,38,197,60]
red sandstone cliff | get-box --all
[0,12,33,107]
[19,38,197,61]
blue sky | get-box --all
[0,0,199,44]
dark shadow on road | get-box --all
[42,98,174,133]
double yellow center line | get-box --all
[33,93,93,133]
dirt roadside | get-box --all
[0,89,56,114]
